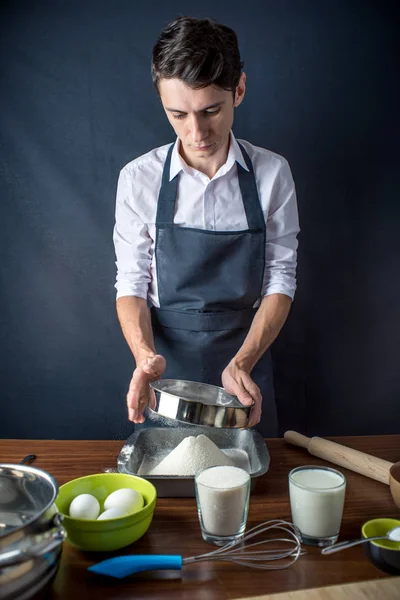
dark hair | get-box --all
[152,16,244,93]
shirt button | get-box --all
[208,224,214,230]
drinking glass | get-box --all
[195,465,250,546]
[289,465,346,547]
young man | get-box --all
[114,16,299,435]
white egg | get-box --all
[104,488,144,514]
[69,493,100,520]
[97,507,127,520]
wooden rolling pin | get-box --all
[284,430,393,485]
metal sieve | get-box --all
[149,379,254,428]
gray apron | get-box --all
[148,142,278,437]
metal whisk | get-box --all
[184,520,304,570]
[88,520,304,579]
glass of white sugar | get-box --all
[195,465,250,546]
[289,465,346,547]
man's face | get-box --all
[158,75,246,171]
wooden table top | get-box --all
[1,435,399,599]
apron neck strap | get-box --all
[156,143,178,226]
[236,142,265,231]
[156,141,265,230]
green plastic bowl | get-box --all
[361,518,400,575]
[56,473,157,551]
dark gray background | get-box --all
[1,1,399,440]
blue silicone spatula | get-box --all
[88,555,183,578]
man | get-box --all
[113,16,299,435]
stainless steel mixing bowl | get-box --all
[0,464,65,600]
[150,379,254,428]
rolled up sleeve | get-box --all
[263,159,300,300]
[113,168,152,300]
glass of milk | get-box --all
[195,465,250,546]
[289,465,346,547]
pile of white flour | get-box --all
[146,434,234,476]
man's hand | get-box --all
[221,361,262,428]
[126,354,166,423]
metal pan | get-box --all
[117,425,270,497]
[150,379,253,428]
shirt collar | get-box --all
[170,139,187,180]
[229,132,249,172]
[169,131,249,182]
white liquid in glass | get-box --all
[289,468,346,538]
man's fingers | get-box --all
[248,403,262,428]
[127,378,141,408]
[223,374,257,406]
[148,389,157,411]
[241,373,261,401]
[223,377,251,406]
[127,393,147,422]
[235,387,254,406]
[127,377,149,422]
[141,362,159,377]
[127,388,140,421]
[141,354,166,378]
[236,374,262,427]
[222,364,263,429]
[235,375,260,407]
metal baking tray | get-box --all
[117,425,270,497]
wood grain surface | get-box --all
[1,435,399,599]
[239,576,399,599]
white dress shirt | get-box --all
[114,131,300,307]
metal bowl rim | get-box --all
[0,463,59,542]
